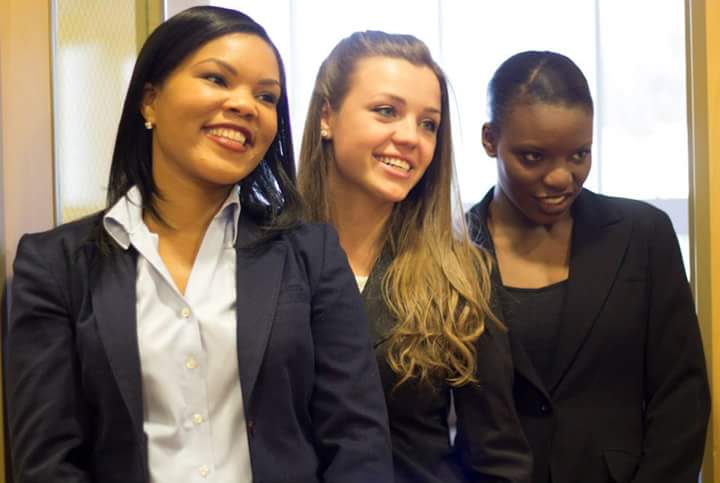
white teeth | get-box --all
[376,156,411,171]
[542,196,566,205]
[207,127,247,144]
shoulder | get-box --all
[16,212,103,260]
[276,222,348,286]
[279,222,338,249]
[578,190,675,232]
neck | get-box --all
[144,165,233,236]
[329,188,393,277]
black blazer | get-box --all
[361,254,532,483]
[7,213,394,483]
[466,189,710,483]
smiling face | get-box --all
[322,56,441,208]
[141,33,281,194]
[483,101,593,226]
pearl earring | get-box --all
[320,128,329,139]
[144,120,153,130]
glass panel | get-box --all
[440,0,598,208]
[131,0,694,269]
[53,0,138,222]
[596,0,689,265]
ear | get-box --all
[319,99,334,139]
[481,122,498,158]
[140,82,158,125]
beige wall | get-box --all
[0,0,56,277]
[0,0,56,479]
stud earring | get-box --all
[320,128,329,139]
[144,120,153,130]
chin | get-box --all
[379,190,410,204]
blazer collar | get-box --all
[91,214,287,432]
[468,188,630,394]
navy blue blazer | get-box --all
[467,189,709,483]
[7,213,393,483]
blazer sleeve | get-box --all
[307,225,394,483]
[453,323,533,483]
[7,234,92,483]
[632,210,710,483]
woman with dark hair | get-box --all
[298,31,532,482]
[7,7,392,483]
[466,50,709,483]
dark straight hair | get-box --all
[487,50,594,132]
[101,6,301,250]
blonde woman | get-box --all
[298,31,531,483]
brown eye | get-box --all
[521,152,543,163]
[572,149,591,162]
[257,92,279,105]
[202,73,228,87]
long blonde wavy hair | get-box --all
[298,31,499,387]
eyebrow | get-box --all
[380,93,441,115]
[194,58,281,87]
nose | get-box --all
[543,164,574,191]
[224,88,258,118]
[392,117,419,147]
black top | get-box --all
[361,254,533,483]
[500,281,568,387]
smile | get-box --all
[375,155,411,172]
[205,127,249,146]
[540,195,569,205]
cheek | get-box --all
[256,111,278,149]
[498,161,535,195]
[575,162,592,184]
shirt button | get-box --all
[540,403,550,414]
[180,307,191,318]
[192,413,204,425]
[185,357,198,369]
[198,465,210,477]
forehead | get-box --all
[181,32,280,78]
[500,102,593,144]
[346,56,441,107]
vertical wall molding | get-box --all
[686,0,719,481]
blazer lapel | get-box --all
[361,250,394,348]
[546,190,631,392]
[468,190,549,398]
[234,217,286,408]
[90,245,144,436]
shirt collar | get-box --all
[103,185,242,250]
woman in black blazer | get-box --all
[466,50,709,483]
[297,31,532,482]
[6,7,392,483]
